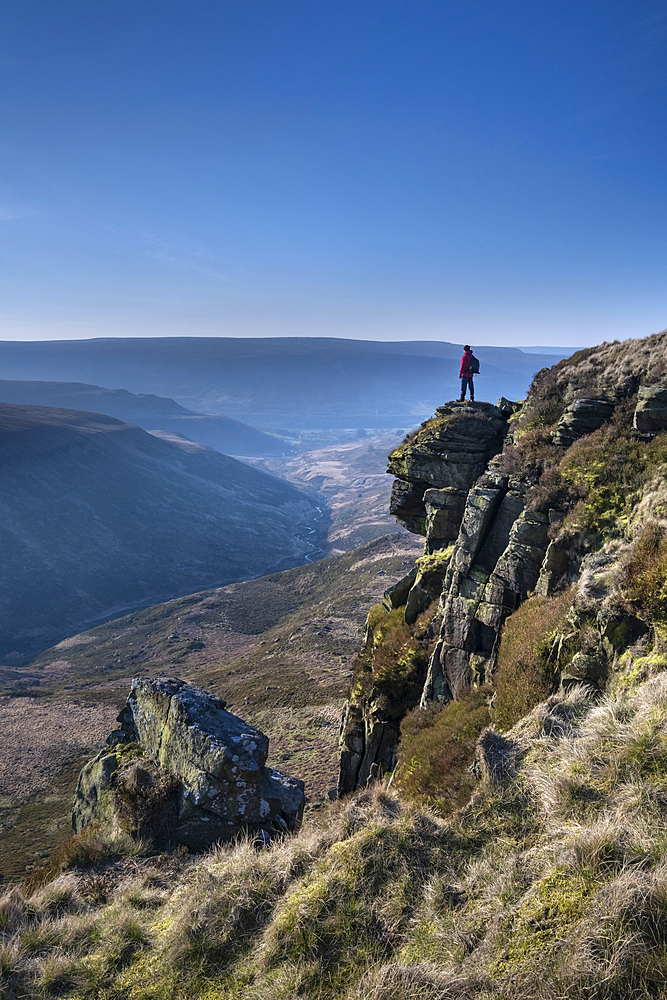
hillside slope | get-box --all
[0,403,323,661]
[0,532,421,881]
[6,334,667,999]
[0,380,293,456]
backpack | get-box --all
[469,354,480,374]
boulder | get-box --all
[382,567,418,611]
[551,398,615,447]
[73,677,305,850]
[633,381,667,433]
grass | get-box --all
[620,522,667,638]
[3,671,667,999]
[395,688,492,808]
[493,590,574,730]
[5,331,667,996]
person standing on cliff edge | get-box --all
[459,345,475,401]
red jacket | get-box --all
[460,350,474,377]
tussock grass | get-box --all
[5,666,667,998]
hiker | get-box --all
[459,345,476,401]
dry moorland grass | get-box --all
[4,674,667,998]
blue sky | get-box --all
[1,0,665,347]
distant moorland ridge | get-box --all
[0,337,565,429]
[0,379,294,456]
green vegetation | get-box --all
[0,534,420,881]
[5,673,667,998]
[352,604,436,709]
[389,413,456,459]
[415,545,454,575]
[621,523,667,638]
[7,333,667,998]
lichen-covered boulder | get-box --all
[73,677,305,850]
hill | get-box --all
[0,403,323,662]
[0,336,565,430]
[8,334,667,999]
[0,380,294,456]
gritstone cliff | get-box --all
[339,335,667,794]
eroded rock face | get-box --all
[422,492,550,704]
[387,402,509,535]
[634,381,667,433]
[551,398,615,447]
[73,677,305,849]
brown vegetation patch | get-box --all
[493,590,573,730]
[396,687,492,807]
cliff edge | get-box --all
[340,332,667,794]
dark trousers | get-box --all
[460,376,474,400]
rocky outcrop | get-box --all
[633,380,667,433]
[550,397,615,447]
[423,488,468,553]
[73,677,305,850]
[338,336,667,797]
[420,472,550,705]
[388,402,509,535]
[337,632,430,796]
[338,402,513,794]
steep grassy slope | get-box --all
[4,673,667,1000]
[0,380,293,456]
[0,403,322,661]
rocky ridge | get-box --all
[339,333,667,794]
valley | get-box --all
[0,403,324,662]
[0,531,421,882]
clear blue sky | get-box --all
[1,0,665,347]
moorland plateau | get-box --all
[6,333,667,998]
[0,337,561,430]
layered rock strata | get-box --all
[73,677,305,850]
[388,402,508,535]
[422,476,550,704]
[339,370,667,792]
[339,402,512,794]
[550,397,615,447]
[633,379,667,433]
